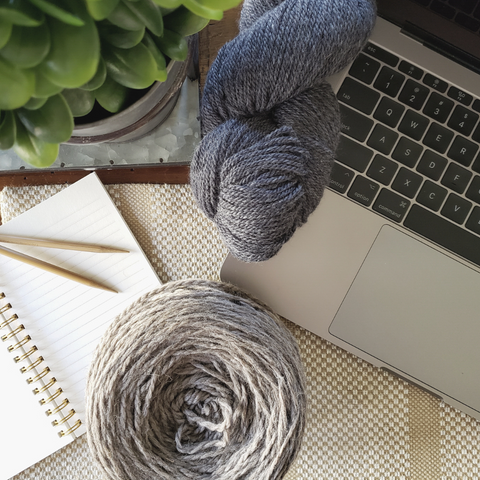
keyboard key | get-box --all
[447,105,479,136]
[472,122,480,143]
[466,206,480,235]
[416,180,448,211]
[447,135,479,166]
[339,104,374,141]
[373,189,411,222]
[466,175,480,204]
[472,99,480,113]
[423,92,454,123]
[398,109,430,140]
[367,154,398,185]
[423,73,448,93]
[329,162,355,194]
[336,135,373,172]
[423,123,454,154]
[404,204,480,267]
[398,61,424,80]
[367,124,399,155]
[441,193,472,224]
[472,155,480,174]
[337,77,380,115]
[392,137,424,167]
[349,53,381,84]
[448,86,473,106]
[374,97,405,127]
[431,0,455,18]
[347,175,380,206]
[392,167,423,198]
[441,162,473,193]
[449,0,475,14]
[363,43,399,67]
[456,13,480,31]
[373,66,405,97]
[417,150,448,180]
[399,80,430,110]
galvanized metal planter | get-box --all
[67,37,197,145]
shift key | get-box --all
[336,135,374,172]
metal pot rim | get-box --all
[67,39,195,144]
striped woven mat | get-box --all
[2,183,479,480]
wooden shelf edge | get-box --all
[0,164,190,188]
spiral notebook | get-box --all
[0,173,162,480]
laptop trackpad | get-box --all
[329,225,480,412]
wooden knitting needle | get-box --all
[0,234,129,253]
[0,244,117,293]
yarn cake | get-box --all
[190,0,377,262]
[86,280,307,480]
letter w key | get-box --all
[399,110,430,141]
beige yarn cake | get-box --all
[86,280,307,480]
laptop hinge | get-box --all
[401,22,480,75]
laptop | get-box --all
[221,0,480,421]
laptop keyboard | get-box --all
[331,41,480,267]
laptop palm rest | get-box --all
[329,225,480,413]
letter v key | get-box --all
[441,194,472,224]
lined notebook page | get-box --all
[0,173,162,480]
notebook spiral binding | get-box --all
[0,293,82,437]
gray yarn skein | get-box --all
[190,0,377,262]
[86,279,307,480]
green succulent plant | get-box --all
[0,0,240,167]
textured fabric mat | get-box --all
[2,183,480,480]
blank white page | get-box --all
[0,173,162,480]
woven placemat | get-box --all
[2,183,480,480]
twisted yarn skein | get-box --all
[191,0,377,262]
[86,279,307,480]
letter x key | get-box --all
[392,167,423,198]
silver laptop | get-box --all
[221,0,480,420]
